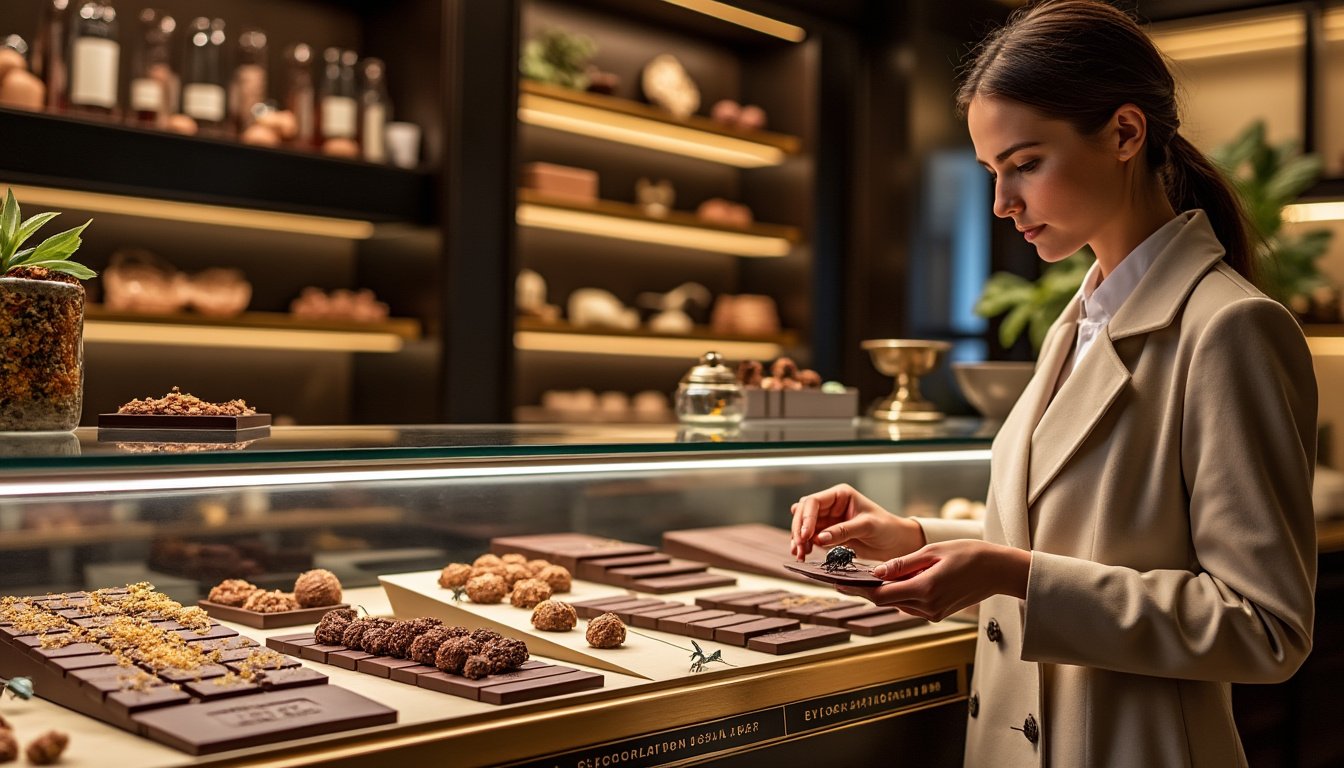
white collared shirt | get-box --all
[1068,211,1193,375]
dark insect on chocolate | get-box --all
[688,640,726,673]
[822,545,858,573]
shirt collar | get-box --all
[1078,211,1193,323]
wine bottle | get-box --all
[229,27,267,132]
[282,42,315,148]
[318,47,357,142]
[127,9,176,128]
[359,57,391,163]
[32,0,71,112]
[182,17,227,135]
[67,0,119,118]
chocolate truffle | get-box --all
[25,731,68,766]
[207,578,258,607]
[341,617,394,650]
[771,356,799,381]
[437,563,473,589]
[0,730,16,763]
[434,636,481,674]
[362,624,397,656]
[470,628,504,645]
[483,637,529,672]
[293,568,342,608]
[461,654,493,680]
[408,626,456,666]
[465,573,508,604]
[472,553,504,569]
[510,578,552,609]
[502,563,532,588]
[470,563,508,580]
[525,559,553,576]
[499,553,528,566]
[384,617,442,658]
[241,589,299,613]
[535,564,572,593]
[586,612,626,649]
[531,600,577,632]
[797,369,823,388]
[313,608,358,644]
[736,359,764,386]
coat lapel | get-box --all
[1023,210,1229,510]
[992,305,1078,550]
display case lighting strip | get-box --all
[518,95,785,168]
[658,0,806,42]
[1283,201,1344,224]
[84,320,404,353]
[514,330,783,359]
[2,183,375,240]
[516,203,791,257]
[0,449,993,498]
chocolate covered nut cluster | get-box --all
[531,600,577,632]
[586,612,627,649]
[242,589,299,613]
[207,578,258,607]
[440,553,572,607]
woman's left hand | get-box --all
[838,540,1032,622]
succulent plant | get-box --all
[0,188,95,280]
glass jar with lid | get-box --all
[675,351,744,426]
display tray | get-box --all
[198,601,351,629]
[381,568,952,681]
[97,413,273,431]
[490,533,737,593]
[266,633,604,705]
[783,561,886,587]
[663,523,814,584]
[0,587,396,755]
[97,428,270,445]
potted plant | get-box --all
[0,189,94,431]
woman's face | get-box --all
[967,95,1127,262]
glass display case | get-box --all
[0,420,992,599]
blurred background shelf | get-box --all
[84,307,422,353]
[0,107,435,224]
[515,316,795,358]
[518,79,801,167]
[517,189,800,255]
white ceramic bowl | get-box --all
[952,361,1036,420]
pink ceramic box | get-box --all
[521,162,599,201]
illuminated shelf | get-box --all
[1305,325,1344,358]
[515,317,797,359]
[84,307,422,353]
[516,190,800,257]
[518,80,801,168]
[0,106,432,225]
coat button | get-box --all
[1022,714,1039,744]
[968,693,979,718]
[986,618,1003,643]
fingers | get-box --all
[790,484,856,558]
[872,548,937,581]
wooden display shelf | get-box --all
[0,107,434,226]
[1304,324,1344,336]
[84,307,422,354]
[516,189,800,256]
[514,316,797,359]
[518,80,802,168]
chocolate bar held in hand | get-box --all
[781,560,885,588]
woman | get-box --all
[790,2,1318,766]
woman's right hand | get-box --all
[789,483,927,562]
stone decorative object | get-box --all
[635,178,675,218]
[567,288,638,330]
[290,287,389,323]
[516,268,560,322]
[640,53,699,118]
[709,99,768,131]
[696,198,753,229]
[638,281,710,335]
[180,267,251,317]
[102,249,187,313]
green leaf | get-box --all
[29,220,90,262]
[19,259,97,280]
[0,188,19,262]
[974,272,1033,317]
[12,211,59,254]
[998,303,1033,350]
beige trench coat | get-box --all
[918,211,1318,767]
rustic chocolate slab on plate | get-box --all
[98,413,272,430]
[197,601,350,629]
[782,561,885,587]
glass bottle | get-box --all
[182,17,227,135]
[318,47,358,143]
[127,9,176,128]
[32,0,70,112]
[358,57,391,163]
[67,0,119,118]
[229,27,266,132]
[282,43,315,148]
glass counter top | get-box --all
[0,419,996,471]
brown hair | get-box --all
[956,0,1255,283]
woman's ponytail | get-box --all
[1164,133,1256,285]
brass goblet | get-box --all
[862,339,952,422]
